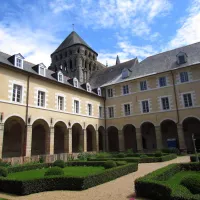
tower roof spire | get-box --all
[116,55,120,65]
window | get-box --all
[16,58,22,68]
[107,88,113,97]
[58,73,63,82]
[108,107,114,118]
[88,104,92,116]
[123,85,129,95]
[180,72,189,83]
[178,55,186,64]
[58,96,64,111]
[140,81,147,91]
[124,104,131,116]
[12,84,22,103]
[159,77,167,87]
[99,106,103,118]
[183,93,193,107]
[74,100,79,113]
[38,91,45,107]
[86,83,91,92]
[97,88,101,96]
[161,97,170,110]
[142,100,149,113]
[39,66,45,76]
[73,78,78,88]
[122,68,129,79]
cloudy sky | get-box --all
[0,0,200,67]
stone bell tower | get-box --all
[49,31,105,83]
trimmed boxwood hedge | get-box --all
[0,163,138,195]
[67,161,106,166]
[135,162,200,200]
[190,155,200,162]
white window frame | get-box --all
[159,76,167,87]
[180,72,189,83]
[73,78,79,88]
[74,100,80,114]
[12,84,22,103]
[108,107,114,118]
[140,80,147,91]
[124,104,131,116]
[141,100,149,113]
[97,87,101,96]
[86,83,91,92]
[58,72,64,83]
[161,97,170,110]
[37,90,45,107]
[123,85,129,95]
[38,63,46,77]
[99,106,103,118]
[57,96,64,111]
[107,88,113,97]
[183,93,193,108]
[87,103,92,116]
[14,54,24,69]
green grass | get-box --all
[7,166,105,180]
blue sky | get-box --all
[0,0,200,66]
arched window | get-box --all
[58,71,63,83]
[86,83,91,92]
[97,88,101,96]
[73,78,79,88]
[85,50,87,56]
[70,60,73,70]
[176,52,187,65]
[77,48,80,53]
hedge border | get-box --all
[135,162,200,200]
[0,163,138,195]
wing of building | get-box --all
[0,31,200,163]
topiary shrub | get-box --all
[44,167,64,176]
[116,161,127,166]
[104,160,117,169]
[96,152,111,159]
[154,151,163,157]
[181,175,200,194]
[0,167,8,177]
[53,160,65,168]
[140,154,148,158]
[116,153,125,158]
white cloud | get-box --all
[167,0,200,49]
[49,0,74,13]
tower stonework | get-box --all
[49,31,105,83]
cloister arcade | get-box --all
[1,116,200,158]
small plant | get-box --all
[0,167,8,177]
[78,145,83,153]
[126,149,134,157]
[116,161,127,166]
[154,151,163,157]
[77,152,92,161]
[54,159,65,168]
[140,154,148,158]
[104,160,117,169]
[39,156,44,163]
[44,166,64,176]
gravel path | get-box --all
[0,156,190,200]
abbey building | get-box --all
[0,31,199,163]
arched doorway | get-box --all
[32,119,50,156]
[123,124,137,152]
[160,120,179,149]
[107,126,119,152]
[86,125,96,151]
[141,122,156,151]
[183,117,200,152]
[98,126,105,151]
[54,121,67,154]
[72,123,82,152]
[2,116,25,158]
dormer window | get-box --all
[58,71,63,83]
[97,88,101,96]
[73,78,79,88]
[14,54,24,69]
[122,68,130,79]
[60,65,63,70]
[176,52,187,65]
[86,83,91,92]
[38,63,46,77]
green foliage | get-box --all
[161,148,180,155]
[44,167,64,176]
[77,152,93,161]
[190,155,200,162]
[0,167,8,177]
[181,175,200,194]
[115,153,125,158]
[95,152,111,159]
[53,160,65,168]
[154,151,163,157]
[140,154,148,158]
[126,149,134,157]
[67,154,75,161]
[0,163,138,195]
[116,161,127,166]
[0,160,11,167]
[39,156,45,163]
[67,161,106,167]
[104,160,117,169]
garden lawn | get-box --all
[7,166,105,180]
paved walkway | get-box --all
[0,156,190,200]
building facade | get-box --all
[0,31,200,163]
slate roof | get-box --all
[89,58,138,88]
[52,31,97,55]
[0,51,100,96]
[98,42,200,87]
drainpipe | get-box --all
[103,89,107,152]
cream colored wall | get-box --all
[0,66,105,130]
[105,65,200,130]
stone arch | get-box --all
[31,119,50,156]
[141,122,156,151]
[107,126,119,152]
[160,120,179,149]
[123,124,137,152]
[72,123,82,152]
[54,121,67,154]
[2,116,25,158]
[86,125,96,151]
[182,117,200,152]
[98,126,105,151]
